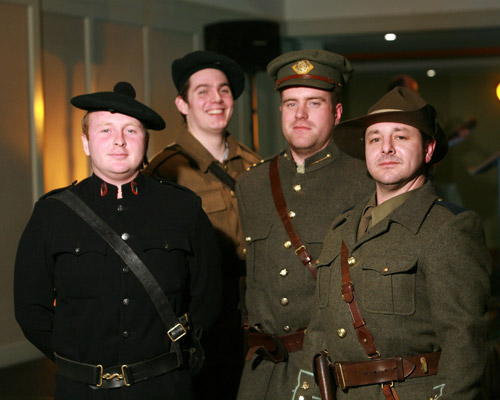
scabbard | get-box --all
[313,350,336,400]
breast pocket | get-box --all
[245,224,271,283]
[317,254,338,309]
[52,234,108,296]
[361,255,417,315]
[139,230,192,294]
[200,190,227,214]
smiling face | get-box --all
[81,111,148,186]
[175,68,234,137]
[280,86,342,165]
[365,122,436,201]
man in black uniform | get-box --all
[14,82,221,399]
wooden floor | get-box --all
[0,358,55,400]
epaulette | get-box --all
[145,142,185,173]
[40,181,77,200]
[245,152,282,172]
[434,198,468,215]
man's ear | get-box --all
[175,96,189,115]
[81,134,90,156]
[334,102,343,126]
[424,139,437,164]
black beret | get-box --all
[172,50,245,100]
[70,82,166,130]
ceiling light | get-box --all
[384,33,397,41]
[426,69,436,78]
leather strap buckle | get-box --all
[96,364,130,387]
[167,323,187,342]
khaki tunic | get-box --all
[293,182,492,400]
[236,141,374,399]
[144,128,260,260]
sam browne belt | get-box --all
[245,327,305,365]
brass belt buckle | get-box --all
[96,364,131,387]
[334,362,347,390]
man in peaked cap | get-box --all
[144,50,260,399]
[292,87,491,400]
[236,50,374,399]
[14,82,221,399]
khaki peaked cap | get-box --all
[333,87,448,164]
[267,49,353,91]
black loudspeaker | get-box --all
[204,20,281,73]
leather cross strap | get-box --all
[269,155,317,279]
[208,161,236,191]
[245,327,306,362]
[52,190,188,343]
[340,240,378,358]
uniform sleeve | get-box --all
[425,210,492,400]
[187,201,222,332]
[14,201,56,361]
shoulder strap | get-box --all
[269,155,317,279]
[208,162,236,191]
[51,190,188,343]
[340,240,378,358]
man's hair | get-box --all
[177,79,190,123]
[420,130,435,178]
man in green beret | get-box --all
[292,87,492,400]
[14,82,221,399]
[144,50,260,399]
[236,50,374,399]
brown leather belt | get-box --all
[333,351,440,390]
[245,327,305,363]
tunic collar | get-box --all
[175,127,249,172]
[90,173,143,199]
[282,140,341,174]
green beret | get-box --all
[333,87,448,164]
[71,82,165,130]
[172,50,245,100]
[267,49,353,91]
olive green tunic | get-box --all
[293,182,492,400]
[236,140,374,399]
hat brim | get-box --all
[71,92,165,130]
[334,105,447,164]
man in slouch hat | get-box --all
[14,82,221,399]
[292,87,491,400]
[236,49,373,399]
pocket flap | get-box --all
[361,254,417,275]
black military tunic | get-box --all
[14,173,221,399]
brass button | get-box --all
[121,233,130,241]
[75,247,80,253]
[242,248,247,255]
[281,297,289,306]
[288,210,296,218]
[246,167,251,171]
[284,240,292,249]
[293,184,302,192]
[230,190,236,197]
[245,236,252,242]
[122,266,129,273]
[122,298,129,306]
[347,256,356,265]
[300,381,310,390]
[122,331,129,338]
[117,204,124,212]
[298,397,305,400]
[164,243,170,250]
[337,328,347,338]
[383,266,389,272]
[279,268,288,277]
[283,325,291,333]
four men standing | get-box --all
[13,48,492,400]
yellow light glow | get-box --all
[496,83,500,101]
